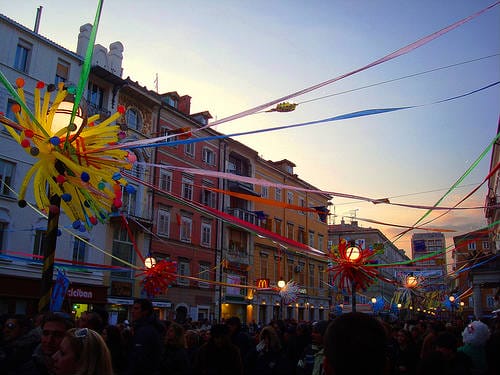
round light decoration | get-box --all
[345,246,361,262]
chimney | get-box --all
[34,6,43,33]
[178,95,191,115]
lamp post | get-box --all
[371,297,377,315]
[38,99,84,313]
[345,245,361,313]
[278,278,286,320]
[449,295,456,318]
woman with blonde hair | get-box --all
[52,327,113,375]
[159,321,191,374]
[252,325,294,374]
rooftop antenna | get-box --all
[154,73,159,93]
[34,6,43,33]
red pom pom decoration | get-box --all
[138,260,177,297]
[117,105,126,114]
[36,81,45,89]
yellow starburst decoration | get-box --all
[0,77,134,231]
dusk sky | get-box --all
[2,0,499,255]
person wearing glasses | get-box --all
[51,327,113,375]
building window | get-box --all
[184,142,195,157]
[72,238,86,263]
[159,170,172,192]
[112,227,134,279]
[157,208,170,237]
[182,177,193,200]
[287,191,293,204]
[0,159,15,196]
[87,82,104,109]
[467,242,477,251]
[14,40,31,72]
[261,186,268,198]
[274,218,282,236]
[202,148,216,165]
[198,262,210,288]
[126,108,142,131]
[121,184,137,216]
[318,266,325,289]
[482,241,490,250]
[3,99,18,133]
[201,222,211,247]
[287,222,294,240]
[33,229,45,259]
[0,222,6,252]
[260,254,268,279]
[177,259,190,286]
[318,234,324,251]
[202,188,216,208]
[308,231,315,247]
[55,59,70,85]
[298,197,305,215]
[275,188,282,201]
[309,264,315,289]
[298,227,305,244]
[180,216,192,242]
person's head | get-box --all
[166,321,186,348]
[311,320,329,346]
[396,329,413,347]
[131,298,153,322]
[185,330,200,348]
[210,324,230,347]
[259,325,282,352]
[225,316,241,334]
[3,314,32,342]
[41,313,74,357]
[52,328,113,375]
[77,311,104,333]
[434,331,458,359]
[323,313,388,375]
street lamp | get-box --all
[371,297,377,315]
[449,295,456,318]
[277,278,286,319]
[144,254,157,269]
[346,245,361,312]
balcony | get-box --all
[226,207,258,225]
[225,244,250,265]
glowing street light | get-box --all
[346,245,361,312]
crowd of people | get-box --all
[0,298,499,375]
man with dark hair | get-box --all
[323,313,390,375]
[124,298,164,375]
[226,316,253,373]
[16,313,74,375]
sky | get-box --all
[1,0,499,256]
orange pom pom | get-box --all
[15,77,25,88]
[11,103,21,113]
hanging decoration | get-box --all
[278,280,301,304]
[393,273,425,308]
[265,102,298,113]
[0,78,134,231]
[137,259,178,297]
[328,239,380,292]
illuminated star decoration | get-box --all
[328,239,380,292]
[0,78,134,231]
[137,259,178,297]
[279,280,301,304]
[394,273,425,308]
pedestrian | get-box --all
[297,320,329,375]
[251,325,294,375]
[226,316,253,372]
[193,323,243,375]
[159,321,191,375]
[394,328,419,375]
[123,298,165,375]
[323,312,390,375]
[51,327,113,375]
[16,312,74,375]
[102,324,127,375]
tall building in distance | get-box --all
[410,232,447,293]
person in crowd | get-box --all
[416,330,472,375]
[185,330,201,369]
[420,321,445,360]
[251,325,294,375]
[77,310,105,334]
[458,320,490,375]
[124,298,165,375]
[193,323,243,375]
[297,320,329,375]
[17,312,74,375]
[394,328,419,375]
[0,314,40,373]
[102,324,127,375]
[226,316,254,373]
[52,327,113,375]
[485,317,500,375]
[159,321,191,375]
[323,312,390,375]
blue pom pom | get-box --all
[57,229,62,236]
[79,224,86,233]
[49,137,61,146]
[61,193,72,202]
[125,185,136,193]
[72,220,80,229]
[112,172,121,181]
[81,172,90,182]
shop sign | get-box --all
[256,278,270,288]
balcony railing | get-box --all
[226,207,258,225]
[225,246,249,265]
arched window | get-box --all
[126,108,142,131]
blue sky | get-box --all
[2,0,499,254]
